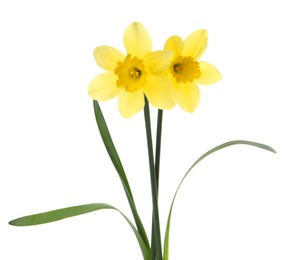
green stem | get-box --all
[143,97,162,260]
[151,109,164,259]
[155,109,163,191]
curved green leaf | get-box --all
[163,140,276,260]
[93,101,150,250]
[93,101,133,199]
[9,203,150,260]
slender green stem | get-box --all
[150,214,156,260]
[143,97,162,260]
[155,109,163,191]
[151,109,164,259]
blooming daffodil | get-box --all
[88,22,176,118]
[164,30,222,112]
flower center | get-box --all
[171,56,201,83]
[114,54,146,92]
[130,67,142,79]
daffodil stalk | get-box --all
[144,97,163,260]
[9,22,276,260]
[151,108,163,260]
[155,109,163,190]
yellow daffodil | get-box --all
[164,30,222,112]
[88,22,176,118]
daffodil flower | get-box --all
[88,22,176,118]
[164,30,222,112]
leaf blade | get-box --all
[93,101,133,198]
[9,203,150,260]
[93,101,150,250]
[163,140,276,260]
[9,203,110,226]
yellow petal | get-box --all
[164,36,184,59]
[176,82,200,112]
[143,75,176,109]
[197,61,222,85]
[143,50,173,74]
[182,29,208,60]
[118,89,145,118]
[124,22,152,58]
[94,46,125,71]
[88,73,120,101]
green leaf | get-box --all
[163,140,276,260]
[93,101,150,250]
[9,203,150,260]
[93,101,133,199]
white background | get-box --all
[1,0,286,259]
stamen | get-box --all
[173,63,183,73]
[130,67,142,79]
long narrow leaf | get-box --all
[9,203,150,260]
[93,101,150,250]
[163,140,276,260]
[93,101,133,199]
